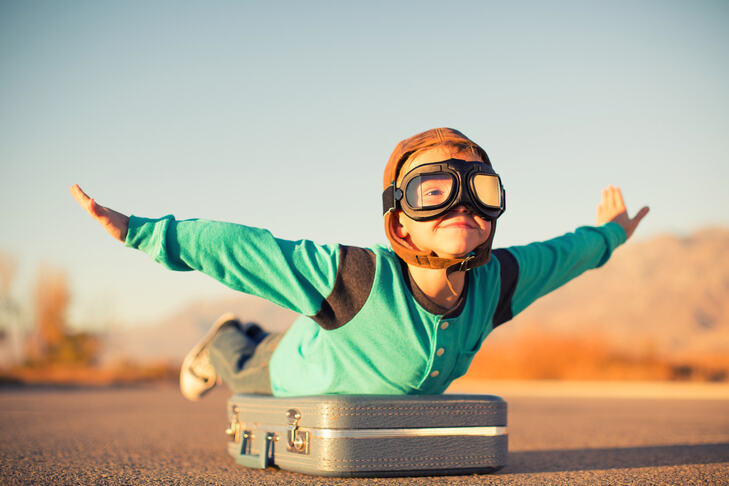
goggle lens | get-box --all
[405,174,454,209]
[472,174,502,208]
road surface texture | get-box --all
[1,382,728,485]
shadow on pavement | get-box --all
[503,442,729,474]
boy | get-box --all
[71,128,648,400]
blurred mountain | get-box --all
[485,226,729,360]
[102,227,729,365]
[100,295,296,365]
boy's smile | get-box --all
[437,214,480,229]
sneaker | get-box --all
[179,312,239,401]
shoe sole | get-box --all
[179,312,238,401]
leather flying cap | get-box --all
[383,127,499,273]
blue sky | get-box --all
[1,1,728,329]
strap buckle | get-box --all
[458,254,476,272]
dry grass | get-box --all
[0,361,178,386]
[465,329,729,382]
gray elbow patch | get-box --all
[312,246,376,330]
[492,249,519,327]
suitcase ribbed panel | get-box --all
[277,436,507,476]
[230,394,506,428]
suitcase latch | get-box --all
[225,405,241,443]
[286,408,309,454]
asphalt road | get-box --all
[1,384,728,485]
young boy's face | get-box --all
[394,147,493,260]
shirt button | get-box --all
[440,321,450,330]
[430,370,440,378]
[436,348,445,357]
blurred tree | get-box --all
[0,251,16,298]
[27,264,99,367]
[30,265,68,359]
[0,251,22,366]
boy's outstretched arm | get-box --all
[499,186,649,321]
[596,185,649,240]
[70,184,129,242]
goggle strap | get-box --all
[382,183,402,215]
[411,252,488,271]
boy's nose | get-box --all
[451,205,474,214]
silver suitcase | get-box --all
[225,394,507,477]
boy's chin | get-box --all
[436,239,487,259]
[433,247,477,260]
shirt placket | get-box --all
[422,315,458,391]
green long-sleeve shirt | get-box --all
[126,216,626,396]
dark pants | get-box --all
[208,322,282,395]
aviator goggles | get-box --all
[382,159,506,221]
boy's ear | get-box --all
[394,211,409,238]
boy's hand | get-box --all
[70,184,130,243]
[596,185,649,240]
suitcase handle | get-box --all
[235,431,273,469]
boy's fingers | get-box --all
[70,184,98,214]
[70,184,90,205]
[603,185,621,210]
[614,187,626,211]
[602,187,610,203]
[70,185,129,243]
[608,186,622,212]
[70,185,105,220]
[88,198,100,217]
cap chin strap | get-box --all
[384,212,497,274]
